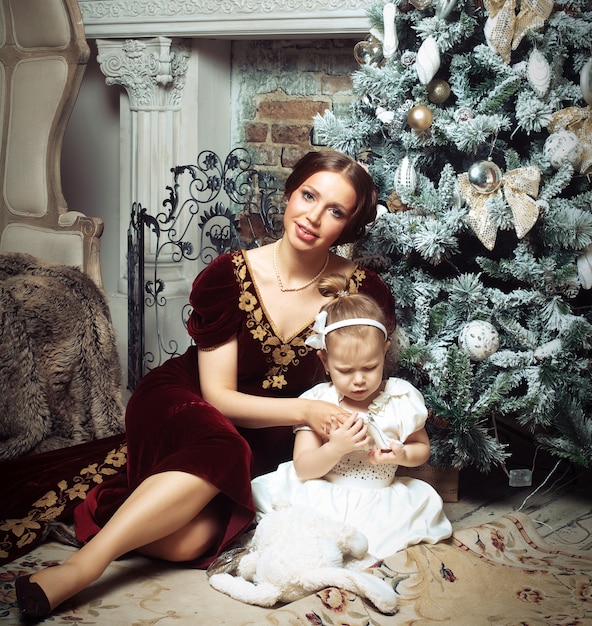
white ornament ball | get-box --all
[577,242,592,290]
[543,130,581,169]
[458,320,500,361]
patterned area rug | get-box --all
[250,512,592,625]
[0,512,590,625]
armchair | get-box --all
[0,0,103,285]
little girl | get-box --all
[252,274,452,558]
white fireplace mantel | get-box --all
[79,0,371,39]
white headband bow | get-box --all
[305,311,388,350]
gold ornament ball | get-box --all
[427,79,451,104]
[407,104,433,131]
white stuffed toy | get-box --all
[208,504,398,614]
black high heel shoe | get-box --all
[15,575,51,621]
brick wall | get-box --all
[231,38,358,190]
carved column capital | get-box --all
[96,37,190,109]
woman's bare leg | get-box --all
[27,471,220,611]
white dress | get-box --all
[251,378,453,559]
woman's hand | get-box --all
[199,342,346,430]
[303,399,348,438]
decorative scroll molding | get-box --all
[96,37,189,109]
[79,0,370,38]
[82,0,365,15]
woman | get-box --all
[16,150,396,619]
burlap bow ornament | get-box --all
[483,0,553,63]
[547,106,592,175]
[458,165,541,250]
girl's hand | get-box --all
[293,412,368,481]
[370,427,431,467]
[370,440,405,465]
[326,413,370,457]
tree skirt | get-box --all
[1,512,590,625]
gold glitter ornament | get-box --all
[427,79,451,104]
[407,104,433,130]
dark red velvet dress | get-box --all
[74,250,396,567]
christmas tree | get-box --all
[315,0,592,472]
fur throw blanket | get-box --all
[0,253,125,459]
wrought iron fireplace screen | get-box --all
[127,148,284,390]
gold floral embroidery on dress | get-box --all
[0,443,127,562]
[233,252,365,391]
[348,267,366,293]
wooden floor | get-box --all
[443,428,592,552]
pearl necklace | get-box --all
[273,240,330,292]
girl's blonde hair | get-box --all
[318,274,387,346]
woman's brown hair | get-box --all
[284,151,377,245]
